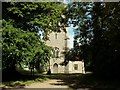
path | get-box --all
[25,79,69,88]
[25,74,90,89]
[2,73,120,89]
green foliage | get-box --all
[66,2,120,77]
[2,2,66,73]
[65,2,93,68]
[91,2,120,77]
[2,76,48,88]
[2,2,65,34]
[2,20,52,71]
[64,47,82,65]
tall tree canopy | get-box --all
[66,2,120,78]
[2,2,66,39]
[2,19,52,72]
[2,2,66,73]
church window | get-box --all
[74,64,78,70]
[54,47,59,58]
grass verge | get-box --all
[1,69,49,88]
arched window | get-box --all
[54,47,59,58]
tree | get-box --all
[91,2,120,77]
[65,2,93,70]
[65,2,120,78]
[2,2,66,74]
[2,20,52,72]
[2,2,66,34]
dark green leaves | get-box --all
[2,20,52,71]
[2,2,65,33]
[66,2,120,78]
[2,2,66,72]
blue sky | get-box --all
[68,24,74,48]
[39,24,75,49]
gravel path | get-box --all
[25,79,69,88]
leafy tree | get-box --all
[63,47,82,65]
[91,2,120,77]
[65,2,120,78]
[65,2,93,70]
[2,2,66,34]
[2,20,52,72]
[2,2,67,74]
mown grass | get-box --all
[1,77,48,88]
[44,72,120,89]
[1,69,49,88]
[1,71,120,89]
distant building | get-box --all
[45,27,85,74]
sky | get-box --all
[39,24,75,49]
[68,24,75,48]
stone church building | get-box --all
[45,27,85,74]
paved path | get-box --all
[25,79,69,88]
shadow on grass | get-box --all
[2,70,120,89]
[3,70,45,81]
[45,73,120,89]
[2,69,47,88]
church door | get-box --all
[53,63,58,73]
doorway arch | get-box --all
[53,63,58,73]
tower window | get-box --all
[54,47,59,58]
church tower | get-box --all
[45,27,70,73]
[45,27,85,74]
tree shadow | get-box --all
[2,70,45,82]
[2,69,47,89]
[45,73,120,89]
[2,71,120,89]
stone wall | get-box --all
[45,27,85,74]
[68,61,85,74]
[45,27,69,73]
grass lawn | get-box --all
[1,70,120,89]
[44,72,120,89]
[1,69,49,88]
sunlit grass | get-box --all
[1,69,49,88]
[1,71,120,89]
[1,77,49,88]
